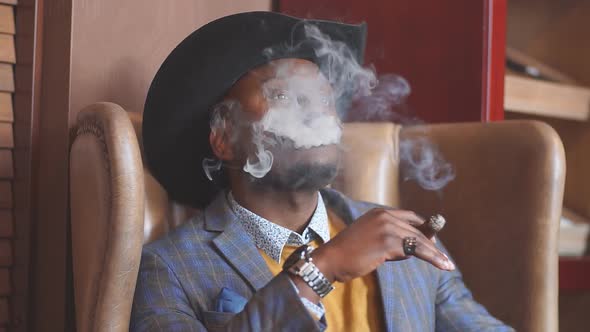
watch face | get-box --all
[283,245,308,269]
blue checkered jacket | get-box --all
[131,189,513,331]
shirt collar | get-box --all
[227,191,330,263]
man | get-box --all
[132,11,513,331]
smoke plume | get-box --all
[207,21,455,191]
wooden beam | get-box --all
[0,64,13,92]
[505,74,590,121]
[0,34,15,64]
[0,1,16,5]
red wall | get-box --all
[279,0,506,123]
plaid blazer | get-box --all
[131,189,513,331]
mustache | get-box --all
[251,162,339,192]
[262,132,342,150]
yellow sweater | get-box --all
[259,210,384,331]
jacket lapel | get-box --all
[204,193,274,291]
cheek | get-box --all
[230,125,261,161]
[239,91,269,120]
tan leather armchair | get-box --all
[70,102,565,331]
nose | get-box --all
[297,95,310,108]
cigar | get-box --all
[416,214,446,239]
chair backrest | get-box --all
[70,103,145,331]
[70,102,563,331]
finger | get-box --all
[415,223,436,240]
[382,213,437,244]
[383,214,425,236]
[382,209,425,228]
[391,212,437,241]
[412,239,455,271]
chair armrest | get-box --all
[399,120,565,332]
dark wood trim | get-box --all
[29,0,72,330]
[12,0,43,330]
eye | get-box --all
[271,91,290,101]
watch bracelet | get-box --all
[293,254,334,298]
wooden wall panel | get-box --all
[0,150,12,178]
[0,182,11,209]
[0,35,14,64]
[0,6,15,34]
[0,211,12,238]
[69,0,271,121]
[0,241,10,267]
[0,124,12,148]
[0,93,13,122]
[0,270,9,296]
[0,1,14,329]
[0,64,14,92]
[0,298,7,325]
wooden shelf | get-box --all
[504,74,590,121]
[506,47,577,84]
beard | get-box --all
[250,160,339,192]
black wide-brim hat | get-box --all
[143,11,367,208]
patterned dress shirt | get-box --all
[227,191,329,318]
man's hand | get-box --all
[313,208,455,283]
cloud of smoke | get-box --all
[301,23,455,191]
[303,24,377,118]
[207,21,455,191]
[399,137,455,191]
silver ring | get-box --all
[403,237,417,256]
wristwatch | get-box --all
[283,245,334,298]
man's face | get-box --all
[221,58,342,191]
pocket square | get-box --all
[215,287,248,313]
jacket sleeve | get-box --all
[130,248,322,332]
[435,245,515,332]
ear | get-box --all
[210,127,234,161]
